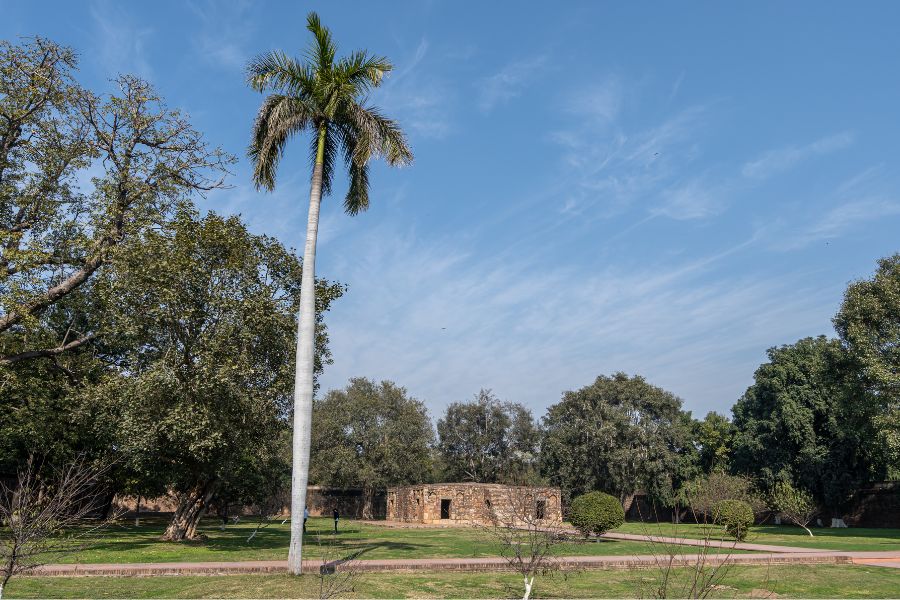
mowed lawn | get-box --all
[7,565,900,599]
[614,522,900,551]
[61,517,750,564]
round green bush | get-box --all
[568,492,625,537]
[712,499,754,541]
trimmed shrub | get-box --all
[569,492,625,537]
[712,499,754,541]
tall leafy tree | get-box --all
[693,411,734,474]
[730,336,877,512]
[1,38,230,366]
[90,208,343,541]
[246,12,412,572]
[833,253,900,477]
[436,390,540,484]
[309,378,433,519]
[540,373,693,509]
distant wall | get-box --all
[842,482,900,528]
[114,486,386,519]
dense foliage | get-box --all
[309,378,434,518]
[436,390,540,484]
[89,209,342,540]
[712,499,754,541]
[568,492,625,537]
[731,336,882,511]
[541,373,695,507]
[0,38,231,366]
[0,39,342,542]
[833,254,900,478]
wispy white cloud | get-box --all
[742,132,854,179]
[565,78,623,125]
[379,38,455,140]
[477,55,548,112]
[667,71,686,105]
[550,94,707,219]
[317,222,835,417]
[188,0,255,70]
[89,0,154,78]
[778,198,900,250]
[652,179,724,221]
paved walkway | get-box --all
[599,532,822,554]
[32,550,900,577]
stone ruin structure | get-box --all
[386,483,562,526]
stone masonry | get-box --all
[386,483,562,526]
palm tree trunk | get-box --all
[288,124,327,575]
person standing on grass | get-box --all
[333,508,339,534]
[303,507,309,533]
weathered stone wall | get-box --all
[842,482,900,528]
[387,483,562,525]
[113,486,385,519]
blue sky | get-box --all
[5,1,900,420]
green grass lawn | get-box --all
[614,521,900,551]
[61,517,749,564]
[6,565,900,598]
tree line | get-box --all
[310,255,899,522]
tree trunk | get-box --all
[522,574,534,600]
[288,124,327,575]
[362,486,375,520]
[621,492,636,514]
[161,483,215,541]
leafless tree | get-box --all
[0,456,118,599]
[632,503,771,599]
[315,532,367,600]
[478,486,571,600]
[245,490,290,543]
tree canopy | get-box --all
[834,253,900,477]
[540,373,694,508]
[436,390,540,484]
[88,208,342,540]
[0,38,231,366]
[309,377,434,518]
[731,336,877,510]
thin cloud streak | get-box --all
[477,55,548,112]
[88,0,154,78]
[742,132,855,179]
[318,222,834,418]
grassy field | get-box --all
[6,565,900,598]
[615,521,900,551]
[58,517,900,565]
[61,517,748,564]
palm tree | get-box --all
[246,13,412,574]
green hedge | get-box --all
[712,499,754,541]
[569,492,625,537]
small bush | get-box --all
[568,492,625,537]
[712,499,754,541]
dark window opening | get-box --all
[535,499,546,520]
[440,498,452,519]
